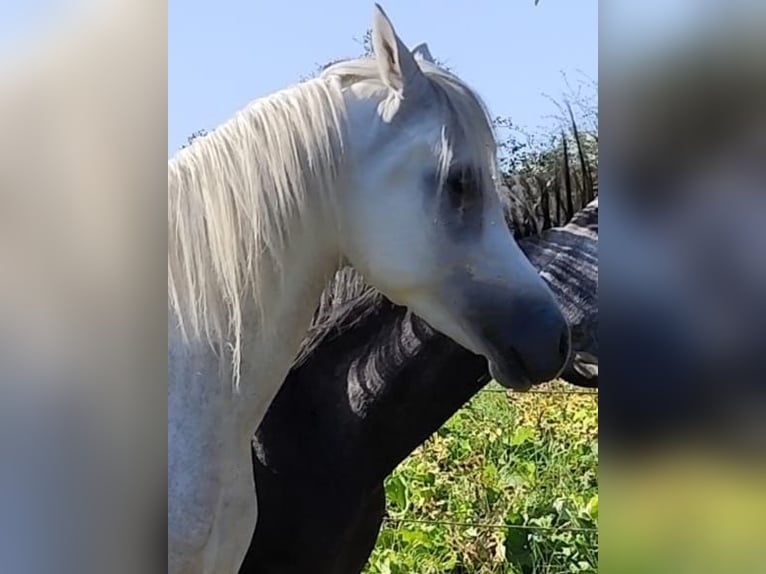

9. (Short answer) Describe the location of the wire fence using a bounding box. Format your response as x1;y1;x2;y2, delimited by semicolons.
477;387;598;396
379;515;598;573
382;516;597;533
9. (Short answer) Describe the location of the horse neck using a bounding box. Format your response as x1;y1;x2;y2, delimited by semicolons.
168;77;350;434
255;301;483;486
235;215;341;434
344;312;488;480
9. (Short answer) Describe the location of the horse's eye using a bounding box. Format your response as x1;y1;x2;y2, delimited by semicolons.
445;170;478;208
446;174;465;196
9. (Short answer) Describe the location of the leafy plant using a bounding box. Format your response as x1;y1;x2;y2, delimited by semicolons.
366;382;598;573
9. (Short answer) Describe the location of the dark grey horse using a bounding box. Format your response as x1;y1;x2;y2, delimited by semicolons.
239;200;598;574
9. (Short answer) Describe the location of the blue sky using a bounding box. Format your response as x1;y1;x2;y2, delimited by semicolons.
0;0;73;52
169;1;597;156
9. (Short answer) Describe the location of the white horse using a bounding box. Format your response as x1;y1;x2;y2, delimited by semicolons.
168;5;571;573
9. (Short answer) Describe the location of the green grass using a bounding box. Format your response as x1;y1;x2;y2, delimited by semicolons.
364;381;598;574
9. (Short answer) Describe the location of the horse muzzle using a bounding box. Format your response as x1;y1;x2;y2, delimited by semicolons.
461;276;572;390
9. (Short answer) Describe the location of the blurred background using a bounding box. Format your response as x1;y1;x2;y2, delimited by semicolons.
0;2;166;573
602;1;766;573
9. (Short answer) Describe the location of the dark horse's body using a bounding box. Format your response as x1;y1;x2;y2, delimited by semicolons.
241;200;598;574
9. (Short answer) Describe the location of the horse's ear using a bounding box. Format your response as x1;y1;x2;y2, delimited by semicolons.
412;43;435;64
371;4;426;95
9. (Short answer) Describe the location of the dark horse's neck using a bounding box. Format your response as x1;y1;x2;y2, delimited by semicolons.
339;305;487;482
253;291;478;487
362;311;487;472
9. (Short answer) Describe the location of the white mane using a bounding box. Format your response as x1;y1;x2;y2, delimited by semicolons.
168;56;499;378
168;78;347;361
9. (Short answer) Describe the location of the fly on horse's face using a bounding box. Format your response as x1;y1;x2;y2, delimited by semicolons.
327;5;571;389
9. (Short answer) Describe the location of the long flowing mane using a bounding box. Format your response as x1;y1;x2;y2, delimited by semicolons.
168;78;348;368
168;55;499;379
